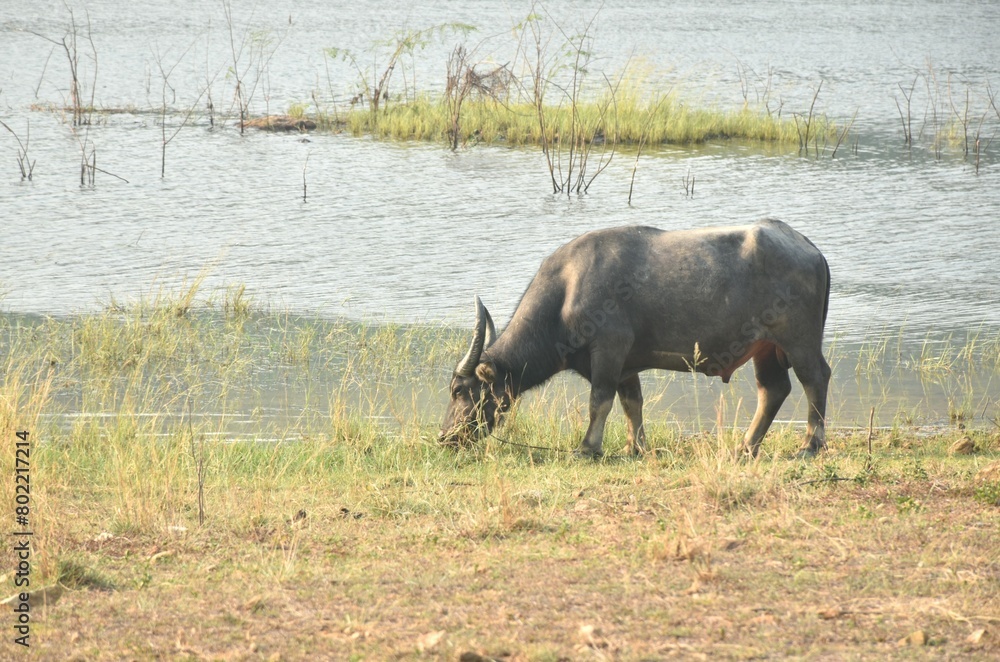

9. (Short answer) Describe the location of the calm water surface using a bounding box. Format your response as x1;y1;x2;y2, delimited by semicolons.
1;1;1000;430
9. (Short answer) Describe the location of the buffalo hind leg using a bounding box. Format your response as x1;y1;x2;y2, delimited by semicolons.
791;353;831;457
742;344;792;457
617;374;647;456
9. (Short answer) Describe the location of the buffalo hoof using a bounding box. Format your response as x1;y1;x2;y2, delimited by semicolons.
437;436;467;451
628;442;648;457
792;445;824;459
574;445;604;460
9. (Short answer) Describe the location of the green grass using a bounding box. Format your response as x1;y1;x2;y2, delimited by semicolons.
1;284;999;658
318;92;827;148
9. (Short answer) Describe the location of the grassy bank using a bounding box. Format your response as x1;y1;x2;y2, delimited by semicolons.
1;287;999;659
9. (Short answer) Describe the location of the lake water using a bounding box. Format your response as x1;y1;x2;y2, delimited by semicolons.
2;1;1000;431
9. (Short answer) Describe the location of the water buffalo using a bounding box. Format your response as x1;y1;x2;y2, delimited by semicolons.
439;219;831;458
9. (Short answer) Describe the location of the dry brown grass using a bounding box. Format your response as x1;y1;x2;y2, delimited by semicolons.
2;434;999;660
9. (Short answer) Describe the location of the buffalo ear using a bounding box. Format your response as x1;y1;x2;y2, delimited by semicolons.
476;362;497;384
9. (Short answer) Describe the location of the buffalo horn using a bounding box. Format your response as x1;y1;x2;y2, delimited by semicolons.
456;295;490;377
484;304;496;348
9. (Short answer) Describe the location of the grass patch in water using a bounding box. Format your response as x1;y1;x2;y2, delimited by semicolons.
318;91;824;148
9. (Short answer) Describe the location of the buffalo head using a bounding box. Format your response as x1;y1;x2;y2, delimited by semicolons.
439;296;505;446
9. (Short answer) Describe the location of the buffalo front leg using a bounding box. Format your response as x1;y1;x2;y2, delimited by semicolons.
742;344;792;457
791;353;831;457
617;374;647;455
579;382;616;458
578;347;628;458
